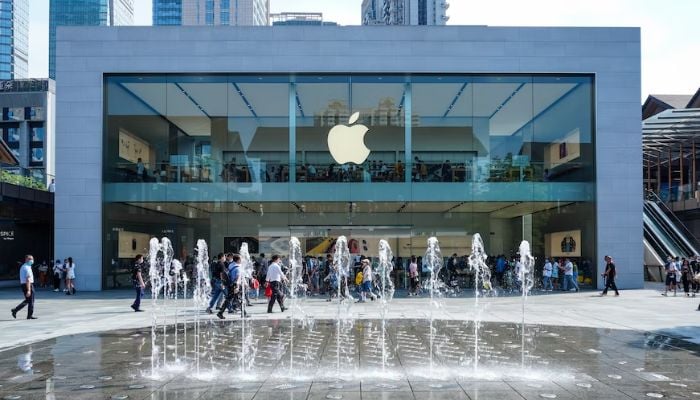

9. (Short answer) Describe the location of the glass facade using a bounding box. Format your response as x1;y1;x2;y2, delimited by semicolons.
0;0;28;80
153;0;182;26
103;73;595;289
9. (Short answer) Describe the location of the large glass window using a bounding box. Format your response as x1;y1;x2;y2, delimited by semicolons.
102;73;596;289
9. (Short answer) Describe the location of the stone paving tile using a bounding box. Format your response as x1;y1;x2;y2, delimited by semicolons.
0;319;699;400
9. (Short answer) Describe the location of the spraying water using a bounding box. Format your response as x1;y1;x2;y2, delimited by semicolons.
467;233;490;373
288;237;304;372
192;239;210;375
333;236;351;375
148;238;162;377
424;237;443;374
518;240;535;368
160;238;174;368
238;243;254;373
377;239;395;373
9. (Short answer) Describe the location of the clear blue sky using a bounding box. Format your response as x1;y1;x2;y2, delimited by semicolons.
28;0;700;101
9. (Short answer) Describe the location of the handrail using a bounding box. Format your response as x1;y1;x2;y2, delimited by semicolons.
644;202;690;255
645;189;700;252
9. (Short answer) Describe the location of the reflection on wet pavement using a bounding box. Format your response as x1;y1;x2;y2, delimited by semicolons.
0;319;698;400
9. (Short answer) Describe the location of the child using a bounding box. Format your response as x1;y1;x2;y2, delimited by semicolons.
252;275;260;299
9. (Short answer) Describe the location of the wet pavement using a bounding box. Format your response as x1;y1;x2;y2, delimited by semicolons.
0;319;699;400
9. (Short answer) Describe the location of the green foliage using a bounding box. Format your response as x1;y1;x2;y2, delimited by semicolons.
0;170;46;191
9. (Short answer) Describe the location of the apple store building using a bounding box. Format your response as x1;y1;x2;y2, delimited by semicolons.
55;26;642;290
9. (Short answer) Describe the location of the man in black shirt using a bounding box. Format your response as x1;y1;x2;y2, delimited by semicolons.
131;255;146;312
206;253;227;314
601;255;619;296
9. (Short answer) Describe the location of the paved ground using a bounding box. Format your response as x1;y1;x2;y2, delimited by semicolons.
0;319;699;400
1;284;699;350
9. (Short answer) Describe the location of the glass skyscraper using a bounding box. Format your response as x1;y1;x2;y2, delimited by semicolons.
0;0;29;80
49;0;134;79
362;0;448;25
153;0;269;26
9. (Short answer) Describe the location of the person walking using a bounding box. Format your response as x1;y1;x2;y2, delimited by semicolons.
38;261;48;288
64;257;76;295
601;255;620;296
551;258;559;290
11;255;37;319
217;254;244;320
357;259;376;302
131;254;146;312
542;258;553;291
206;253;227;314
408;256;419;296
266;255;287;313
681;258;692;297
562;258;579;292
662;256;678;296
52;260;63;292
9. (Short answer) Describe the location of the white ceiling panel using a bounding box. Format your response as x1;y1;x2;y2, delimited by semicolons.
412;83;464;117
237;83;288;117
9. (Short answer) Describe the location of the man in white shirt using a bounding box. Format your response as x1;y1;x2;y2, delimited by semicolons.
358;259;376;303
266;255;288;313
562;258;579;292
542;258;553;291
11;255;37;319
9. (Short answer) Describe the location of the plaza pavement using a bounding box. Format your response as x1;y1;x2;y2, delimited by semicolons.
1;284;699;351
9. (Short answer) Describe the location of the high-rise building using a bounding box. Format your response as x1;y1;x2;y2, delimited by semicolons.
271;12;337;26
49;0;134;79
362;0;449;25
0;0;29;80
153;0;182;26
153;0;270;26
0;79;55;185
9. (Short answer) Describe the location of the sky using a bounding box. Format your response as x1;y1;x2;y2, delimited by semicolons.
28;0;700;101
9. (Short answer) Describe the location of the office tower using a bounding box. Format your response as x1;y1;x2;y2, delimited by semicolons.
0;0;29;80
362;0;449;25
153;0;270;26
49;0;134;79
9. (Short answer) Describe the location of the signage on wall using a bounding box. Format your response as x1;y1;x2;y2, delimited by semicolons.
544;230;582;257
0;229;14;241
327;112;371;164
118;129;151;165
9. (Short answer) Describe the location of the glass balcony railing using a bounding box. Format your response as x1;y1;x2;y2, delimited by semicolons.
105;159;591;185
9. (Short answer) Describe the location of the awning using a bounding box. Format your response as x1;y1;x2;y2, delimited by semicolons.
643;108;700;165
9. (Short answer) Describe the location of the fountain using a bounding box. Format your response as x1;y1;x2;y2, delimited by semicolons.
518;240;535;368
332;236;352;375
467;233;492;372
377;239;395;373
287;237;305;372
424;236;444;374
192;239;211;375
238;242;255;374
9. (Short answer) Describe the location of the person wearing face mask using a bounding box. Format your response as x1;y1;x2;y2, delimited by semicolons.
11;255;38;320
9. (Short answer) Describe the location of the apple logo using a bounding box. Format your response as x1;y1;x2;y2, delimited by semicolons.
327;112;370;164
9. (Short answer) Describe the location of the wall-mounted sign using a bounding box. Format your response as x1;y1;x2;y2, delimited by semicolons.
544;229;581;257
118;129;151;165
0;229;14;241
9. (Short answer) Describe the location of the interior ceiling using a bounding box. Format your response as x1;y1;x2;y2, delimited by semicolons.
124;201;573;220
119;80;577;138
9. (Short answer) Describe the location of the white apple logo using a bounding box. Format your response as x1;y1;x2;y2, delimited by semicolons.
327;112;370;165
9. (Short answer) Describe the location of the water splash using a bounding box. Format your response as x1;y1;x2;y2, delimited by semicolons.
518;240;535;368
333;236;352;375
468;233;491;373
377;239;395;372
288;237;306;372
424;237;443;374
193;239;210;375
239;242;255;373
